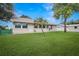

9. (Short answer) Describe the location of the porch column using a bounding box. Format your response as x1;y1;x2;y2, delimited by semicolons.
38;24;40;28
37;24;39;28
21;24;23;29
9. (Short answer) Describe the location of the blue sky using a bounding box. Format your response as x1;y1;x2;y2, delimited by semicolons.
14;3;61;24
14;3;79;24
0;3;79;27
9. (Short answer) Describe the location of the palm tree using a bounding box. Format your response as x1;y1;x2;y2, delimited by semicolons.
20;15;32;19
0;3;13;21
34;17;48;33
53;3;79;32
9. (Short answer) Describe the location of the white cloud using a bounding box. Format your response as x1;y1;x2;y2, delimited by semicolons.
46;15;62;25
43;4;61;25
45;5;52;11
42;3;53;12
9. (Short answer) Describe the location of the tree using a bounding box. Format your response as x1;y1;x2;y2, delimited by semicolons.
74;19;79;24
0;3;13;21
53;3;79;32
34;17;48;33
20;15;31;19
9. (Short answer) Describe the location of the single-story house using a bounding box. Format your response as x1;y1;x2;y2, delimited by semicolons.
11;17;56;34
66;24;79;32
56;24;79;32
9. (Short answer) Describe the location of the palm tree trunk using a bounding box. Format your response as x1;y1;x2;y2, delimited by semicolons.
64;18;67;32
41;28;44;33
41;25;45;37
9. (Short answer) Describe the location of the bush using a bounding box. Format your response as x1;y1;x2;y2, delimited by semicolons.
0;26;6;30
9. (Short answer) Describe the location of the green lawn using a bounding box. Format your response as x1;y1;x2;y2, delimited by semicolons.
0;32;79;56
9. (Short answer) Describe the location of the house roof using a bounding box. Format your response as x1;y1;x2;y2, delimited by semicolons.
11;17;55;26
59;24;79;27
11;17;34;24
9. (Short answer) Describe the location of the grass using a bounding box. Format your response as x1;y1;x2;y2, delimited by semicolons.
0;32;79;56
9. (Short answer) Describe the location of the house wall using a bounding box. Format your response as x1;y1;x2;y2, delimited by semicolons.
67;26;79;32
12;23;34;34
34;25;56;32
27;24;34;32
11;18;56;34
12;23;56;34
34;28;49;32
56;24;79;32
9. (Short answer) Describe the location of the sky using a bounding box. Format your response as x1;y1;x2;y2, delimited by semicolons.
0;3;79;28
14;3;61;24
14;3;79;24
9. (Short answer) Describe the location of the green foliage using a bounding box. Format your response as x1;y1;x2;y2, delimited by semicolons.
0;29;12;35
20;15;31;19
53;3;79;19
0;26;6;30
0;3;13;21
66;19;79;25
34;17;48;24
53;3;79;32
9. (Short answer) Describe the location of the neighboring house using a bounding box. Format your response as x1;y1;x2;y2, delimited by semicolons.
11;17;56;34
56;24;79;32
66;24;79;32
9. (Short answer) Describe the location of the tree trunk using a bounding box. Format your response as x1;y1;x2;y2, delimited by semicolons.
64;18;67;32
41;25;45;37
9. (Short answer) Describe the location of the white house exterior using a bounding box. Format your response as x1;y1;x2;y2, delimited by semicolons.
56;24;79;32
11;17;56;34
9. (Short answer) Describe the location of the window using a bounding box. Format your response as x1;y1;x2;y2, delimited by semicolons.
39;25;42;28
43;25;45;28
47;25;49;28
15;23;21;28
34;25;38;28
15;25;21;28
74;26;77;29
22;24;28;28
34;24;38;28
